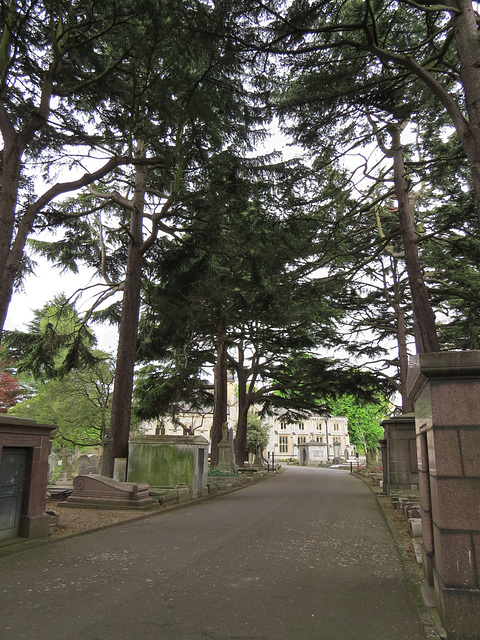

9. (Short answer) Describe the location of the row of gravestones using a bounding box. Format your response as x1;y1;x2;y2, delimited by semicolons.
47;448;100;484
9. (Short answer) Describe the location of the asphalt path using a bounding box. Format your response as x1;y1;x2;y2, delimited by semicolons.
0;467;425;639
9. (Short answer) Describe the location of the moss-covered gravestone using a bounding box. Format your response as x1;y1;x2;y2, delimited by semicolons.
127;435;208;497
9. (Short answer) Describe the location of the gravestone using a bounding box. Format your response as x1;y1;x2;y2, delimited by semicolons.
228;427;237;471
47;452;58;483
252;443;266;468
217;424;235;473
333;443;342;463
76;454;91;476
127;435;209;497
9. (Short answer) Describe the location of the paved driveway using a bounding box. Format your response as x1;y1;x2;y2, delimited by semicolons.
0;467;425;639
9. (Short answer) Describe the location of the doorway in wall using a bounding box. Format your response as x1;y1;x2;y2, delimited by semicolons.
0;447;27;541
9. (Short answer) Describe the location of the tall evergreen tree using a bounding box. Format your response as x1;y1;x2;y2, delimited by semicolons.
0;0;148;335
263;1;480;363
31;1;271;474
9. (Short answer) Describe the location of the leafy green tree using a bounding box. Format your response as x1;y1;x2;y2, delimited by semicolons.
246;412;269;456
326;394;391;465
3;295;112;444
268;0;480;219
10;355;114;448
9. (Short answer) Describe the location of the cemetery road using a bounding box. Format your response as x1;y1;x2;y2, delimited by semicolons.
0;467;426;639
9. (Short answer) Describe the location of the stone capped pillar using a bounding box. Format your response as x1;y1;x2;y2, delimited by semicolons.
407;351;480;640
0;415;55;541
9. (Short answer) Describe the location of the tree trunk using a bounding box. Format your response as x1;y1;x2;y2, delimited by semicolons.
104;145;147;478
395;301;414;413
234;344;249;467
235;403;249;468
210;330;227;468
390;124;440;354
0;138;23;336
452;0;480;220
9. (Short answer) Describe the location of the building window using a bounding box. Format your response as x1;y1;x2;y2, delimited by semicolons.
280;422;287;430
334;424;339;431
316;422;322;430
298;422;305;431
298;436;307;444
316;436;323;443
279;436;289;452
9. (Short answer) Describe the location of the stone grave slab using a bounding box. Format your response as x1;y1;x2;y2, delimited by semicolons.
63;474;151;509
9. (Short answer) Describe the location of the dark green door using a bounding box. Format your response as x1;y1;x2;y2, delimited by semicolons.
0;448;27;541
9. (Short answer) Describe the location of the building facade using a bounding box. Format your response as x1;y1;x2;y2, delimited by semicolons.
141;406;352;463
266;412;353;461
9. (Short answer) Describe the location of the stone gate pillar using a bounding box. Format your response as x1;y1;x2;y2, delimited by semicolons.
0;415;55;541
407;351;480;640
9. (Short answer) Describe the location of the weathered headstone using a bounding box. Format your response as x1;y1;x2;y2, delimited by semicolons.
76;454;91;476
217;424;235;473
47;453;58;482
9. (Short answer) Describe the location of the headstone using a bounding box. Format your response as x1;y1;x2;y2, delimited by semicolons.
76;454;91;476
114;458;127;482
217;423;235;473
228;427;237;471
252;444;266;468
333;443;342;463
60;448;69;470
47;453;58;482
100;429;113;476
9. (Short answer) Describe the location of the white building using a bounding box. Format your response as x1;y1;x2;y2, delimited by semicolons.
266;411;353;462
